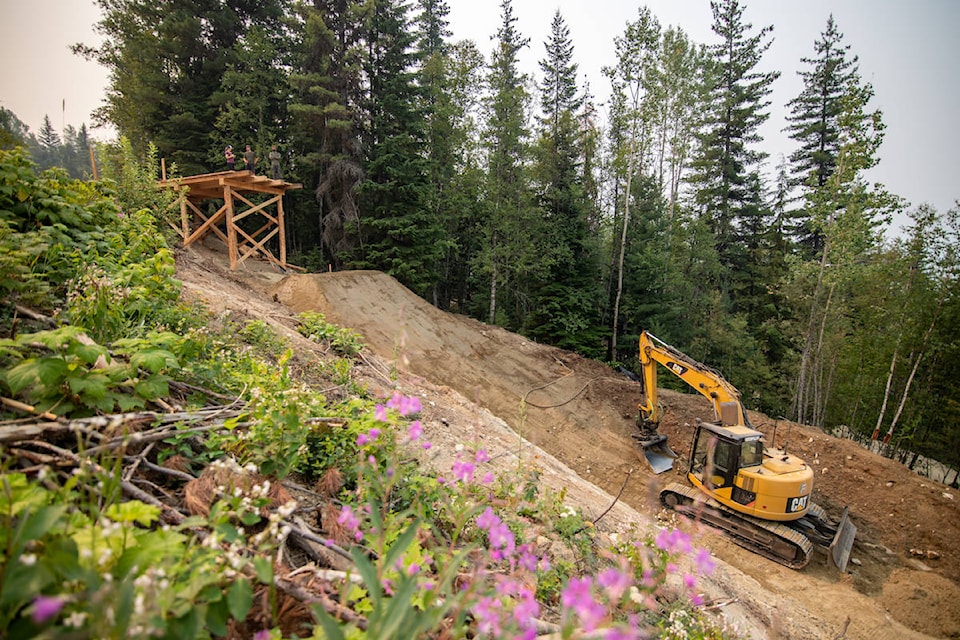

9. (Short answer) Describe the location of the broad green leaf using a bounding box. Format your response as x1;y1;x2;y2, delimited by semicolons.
205;597;230;637
227;577;253;621
67;373;108;400
0;561;54;605
5;357;68;394
134;374;169;400
67;341;110;366
252;555;273;584
105;501;160;526
0;474;50;517
129;349;178;374
16;504;66;546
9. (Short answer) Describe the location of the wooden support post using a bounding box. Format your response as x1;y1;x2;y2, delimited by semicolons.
179;192;189;240
278;194;287;267
225;185;238;270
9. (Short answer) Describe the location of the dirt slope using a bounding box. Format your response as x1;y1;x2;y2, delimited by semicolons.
176;244;960;639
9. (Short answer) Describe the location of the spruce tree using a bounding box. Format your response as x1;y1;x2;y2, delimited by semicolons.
785;15;863;255
481;0;534;328
689;0;778;269
36;115;62;170
527;11;603;355
413;0;470;307
288;0;366;267
78;0;286;175
348;0;444;297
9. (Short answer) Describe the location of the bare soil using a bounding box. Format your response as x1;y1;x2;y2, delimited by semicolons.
176;243;960;640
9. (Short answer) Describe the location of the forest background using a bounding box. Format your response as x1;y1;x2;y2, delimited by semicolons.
1;0;958;481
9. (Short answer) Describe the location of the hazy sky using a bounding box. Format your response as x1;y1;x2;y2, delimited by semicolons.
1;0;958;232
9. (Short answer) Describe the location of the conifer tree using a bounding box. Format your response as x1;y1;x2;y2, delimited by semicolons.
36;116;63;170
413;0;471;307
288;0;366;266
481;0;534;327
527;11;603;354
689;0;778;269
348;0;444;297
785;15;864;255
78;0;286;174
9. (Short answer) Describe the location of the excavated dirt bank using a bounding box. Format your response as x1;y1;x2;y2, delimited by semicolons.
176;244;960;639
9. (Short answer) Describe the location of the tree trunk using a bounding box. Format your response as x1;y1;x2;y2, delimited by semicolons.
873;348;898;441
881;290;943;452
488;231;499;324
611;164;633;363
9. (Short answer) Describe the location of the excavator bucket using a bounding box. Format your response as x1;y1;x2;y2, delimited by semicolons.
828;507;857;572
636;434;678;474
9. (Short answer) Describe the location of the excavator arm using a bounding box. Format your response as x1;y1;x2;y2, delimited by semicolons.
634;331;752;473
636;331;751;430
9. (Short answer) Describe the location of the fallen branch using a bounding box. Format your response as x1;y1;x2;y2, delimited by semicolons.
1;397;58;420
275;577;368;630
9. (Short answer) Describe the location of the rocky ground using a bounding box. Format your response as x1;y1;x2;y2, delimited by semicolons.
176;243;960;639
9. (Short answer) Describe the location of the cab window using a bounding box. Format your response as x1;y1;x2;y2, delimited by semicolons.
740;440;763;467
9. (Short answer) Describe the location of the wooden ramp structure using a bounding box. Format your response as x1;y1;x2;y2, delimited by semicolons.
159;170;302;270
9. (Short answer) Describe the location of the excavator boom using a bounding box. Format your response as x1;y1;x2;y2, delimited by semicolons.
634;331;750;473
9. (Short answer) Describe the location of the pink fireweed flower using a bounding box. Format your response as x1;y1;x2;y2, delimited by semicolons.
482;471;494;484
31;595;64;624
605;628;642;640
374;404;388;422
337;505;362;541
475;449;489;463
356;429;379;446
655;527;692;554
254;631;271;640
387;393;421;416
473;596;503;636
683;573;697;590
512;586;540;628
452;458;476;483
598;567;632;601
518;546;539;572
694;547;715;574
476;506;500;530
421;440;432;450
561;577;605;632
407;420;423;441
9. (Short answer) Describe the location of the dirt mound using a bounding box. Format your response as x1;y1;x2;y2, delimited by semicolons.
176;244;960;639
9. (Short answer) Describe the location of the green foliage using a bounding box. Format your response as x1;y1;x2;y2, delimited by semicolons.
238;320;289;358
297;311;365;356
0;326;176;416
0;468;283;639
95;138;179;225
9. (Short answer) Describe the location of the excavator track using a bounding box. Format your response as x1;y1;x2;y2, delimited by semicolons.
660;483;813;569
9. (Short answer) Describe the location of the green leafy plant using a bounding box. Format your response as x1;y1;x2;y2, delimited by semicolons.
297;311;364;356
0;326;177;416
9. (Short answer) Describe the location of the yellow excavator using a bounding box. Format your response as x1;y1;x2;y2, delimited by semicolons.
633;331;857;570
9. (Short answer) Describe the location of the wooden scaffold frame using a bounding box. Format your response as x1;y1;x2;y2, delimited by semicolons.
158;170;303;270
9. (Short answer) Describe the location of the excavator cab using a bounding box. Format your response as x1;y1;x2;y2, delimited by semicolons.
689;421;763;491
